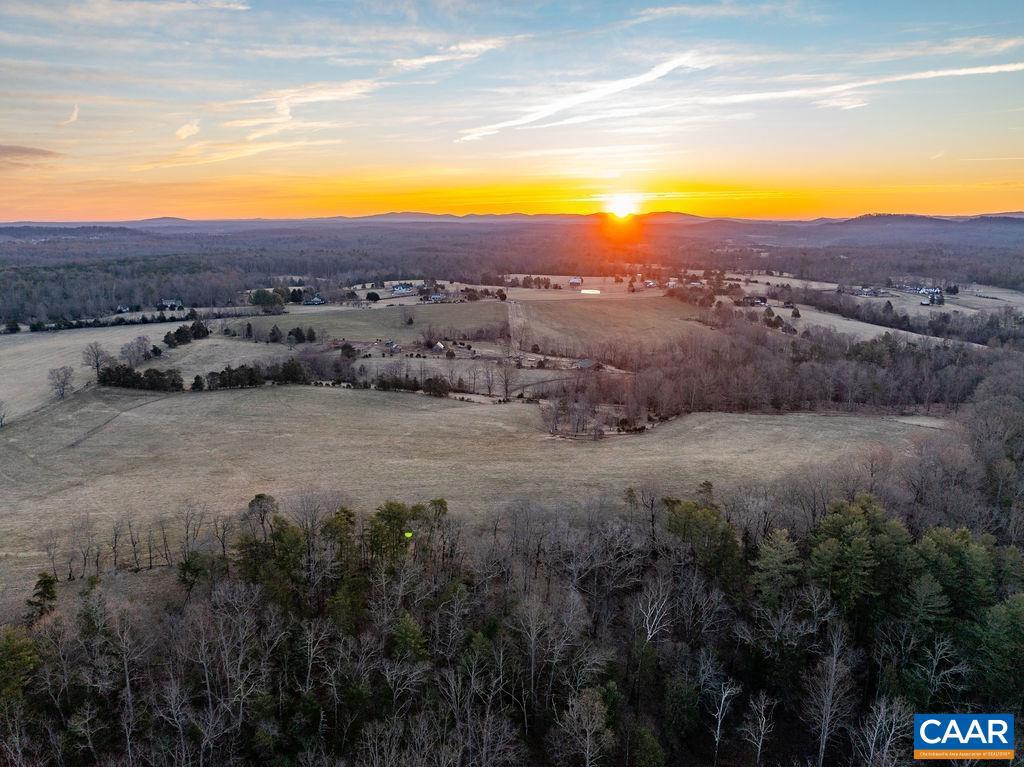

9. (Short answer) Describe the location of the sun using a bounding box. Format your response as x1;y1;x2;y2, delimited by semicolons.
605;193;639;218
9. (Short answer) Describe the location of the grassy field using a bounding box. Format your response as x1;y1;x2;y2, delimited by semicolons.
0;324;177;420
0;325;293;421
234;301;508;344
0;384;941;609
521;296;709;351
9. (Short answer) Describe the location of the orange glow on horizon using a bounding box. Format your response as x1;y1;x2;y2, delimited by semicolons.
2;172;1023;222
604;193;640;218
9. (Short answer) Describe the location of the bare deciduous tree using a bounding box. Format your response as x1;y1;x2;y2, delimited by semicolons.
481;364;495;397
740;690;778;766
119;336;151;368
48;366;75;399
0;399;8;428
496;359;518;400
804;623;856;767
548;687;614;767
851;696;911;767
81;341;114;379
635;572;673;645
698;652;742;767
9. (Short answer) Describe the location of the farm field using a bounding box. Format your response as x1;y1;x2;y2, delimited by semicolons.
0;384;941;610
233;300;508;344
521;296;709;351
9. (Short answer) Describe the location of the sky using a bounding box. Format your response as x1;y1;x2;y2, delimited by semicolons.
1;0;1023;220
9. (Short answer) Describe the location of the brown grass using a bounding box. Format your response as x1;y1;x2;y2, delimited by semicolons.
521;296;709;351
234;301;508;344
0;384;942;610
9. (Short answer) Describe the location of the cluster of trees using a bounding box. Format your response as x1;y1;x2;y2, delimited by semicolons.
245;324;320;345
76;336;164;393
2;486;1021;767
536;322;988;425
374;373;451;397
285;326;317;344
772;287;1024;347
162;321;210;348
196;359;311;391
248;288;288;314
507;275;555;289
97;365;185;392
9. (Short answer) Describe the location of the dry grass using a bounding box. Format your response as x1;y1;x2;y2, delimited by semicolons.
0;325;294;421
503;274;652;300
0;384;942;609
521;296;709;351
234;301;508;344
0;324;175;420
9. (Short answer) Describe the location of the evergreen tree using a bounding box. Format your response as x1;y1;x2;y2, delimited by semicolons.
753;529;802;607
392;610;428;661
25;571;57;619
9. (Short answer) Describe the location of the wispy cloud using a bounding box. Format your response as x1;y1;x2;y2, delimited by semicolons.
460;56;1024;142
175;118;199;139
60;103;79;125
1;0;249;25
459;52;714;141
220;80;380;143
705;61;1024;108
391;37;509;71
238;80;381;111
629;0;803;25
135;138;341;170
857;36;1024;63
0;144;62;169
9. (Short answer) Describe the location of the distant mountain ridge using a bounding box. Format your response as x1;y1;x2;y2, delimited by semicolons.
3;211;1023;246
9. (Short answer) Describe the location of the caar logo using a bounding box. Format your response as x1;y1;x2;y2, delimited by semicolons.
914;714;1014;760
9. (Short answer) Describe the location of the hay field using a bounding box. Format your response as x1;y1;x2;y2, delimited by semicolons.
521;296;709;350
0;384;941;605
233;301;508;344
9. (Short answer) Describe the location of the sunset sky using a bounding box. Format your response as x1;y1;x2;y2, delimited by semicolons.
1;0;1023;220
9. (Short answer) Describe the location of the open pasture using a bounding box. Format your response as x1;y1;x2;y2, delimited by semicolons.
0;323;178;420
0;324;292;421
521;296;709;352
0;384;941;606
233;301;508;345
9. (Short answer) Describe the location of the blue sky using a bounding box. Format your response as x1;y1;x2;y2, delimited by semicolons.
1;0;1022;219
